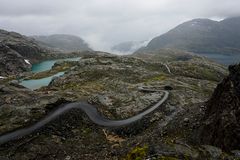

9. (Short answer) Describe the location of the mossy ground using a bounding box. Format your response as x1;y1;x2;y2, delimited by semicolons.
125;145;148;160
0;52;231;160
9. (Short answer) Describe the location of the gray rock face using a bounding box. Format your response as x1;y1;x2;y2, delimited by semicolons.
0;43;31;76
0;29;47;62
200;64;240;151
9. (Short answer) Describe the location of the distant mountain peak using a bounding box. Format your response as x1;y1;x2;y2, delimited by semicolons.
31;34;92;52
136;17;240;55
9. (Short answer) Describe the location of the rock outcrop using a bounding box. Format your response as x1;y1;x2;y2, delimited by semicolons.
200;64;240;150
0;43;31;76
0;29;48;62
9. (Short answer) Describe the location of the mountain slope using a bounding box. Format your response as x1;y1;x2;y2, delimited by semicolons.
32;34;92;52
0;29;47;62
0;43;31;76
137;17;240;55
0;29;52;75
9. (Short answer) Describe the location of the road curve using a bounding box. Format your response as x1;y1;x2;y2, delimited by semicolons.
0;87;169;145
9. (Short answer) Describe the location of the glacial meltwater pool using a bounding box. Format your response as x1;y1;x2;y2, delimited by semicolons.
19;72;65;90
19;57;80;90
31;57;81;73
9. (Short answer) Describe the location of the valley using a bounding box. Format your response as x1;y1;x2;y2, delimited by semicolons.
1;48;238;159
0;15;240;159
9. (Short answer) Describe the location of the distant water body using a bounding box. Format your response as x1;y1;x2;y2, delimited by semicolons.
20;72;65;90
32;57;81;73
20;57;80;90
197;53;240;65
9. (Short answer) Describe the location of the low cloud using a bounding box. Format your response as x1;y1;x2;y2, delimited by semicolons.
0;0;240;51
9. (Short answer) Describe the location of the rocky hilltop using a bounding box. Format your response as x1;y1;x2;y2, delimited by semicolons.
137;17;240;55
0;29;43;76
0;43;31;76
32;34;92;52
0;29;48;62
199;64;240;151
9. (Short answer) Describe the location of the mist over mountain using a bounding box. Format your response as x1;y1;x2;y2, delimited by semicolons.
1;0;240;159
31;34;92;52
111;40;149;54
137;17;240;55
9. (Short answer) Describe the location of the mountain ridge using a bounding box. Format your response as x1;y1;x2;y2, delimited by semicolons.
31;34;92;52
0;29;48;62
136;17;240;55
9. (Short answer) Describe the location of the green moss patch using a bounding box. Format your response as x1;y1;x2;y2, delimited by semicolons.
125;145;148;160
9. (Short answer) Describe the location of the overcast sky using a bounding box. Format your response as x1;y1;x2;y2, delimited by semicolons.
0;0;240;51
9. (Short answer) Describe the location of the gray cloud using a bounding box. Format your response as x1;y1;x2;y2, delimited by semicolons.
0;0;240;51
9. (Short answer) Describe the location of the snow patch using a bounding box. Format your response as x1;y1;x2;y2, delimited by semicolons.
0;76;6;79
24;59;31;65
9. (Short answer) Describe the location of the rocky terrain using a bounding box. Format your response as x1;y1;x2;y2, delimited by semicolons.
0;29;50;76
0;29;48;63
199;64;240;151
32;34;92;53
0;49;239;159
0;43;31;76
137;17;240;55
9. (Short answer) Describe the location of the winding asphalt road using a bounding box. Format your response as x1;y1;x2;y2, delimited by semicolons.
0;87;169;145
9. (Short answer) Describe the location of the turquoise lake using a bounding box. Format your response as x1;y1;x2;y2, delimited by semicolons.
19;72;65;90
32;57;81;73
20;57;80;90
